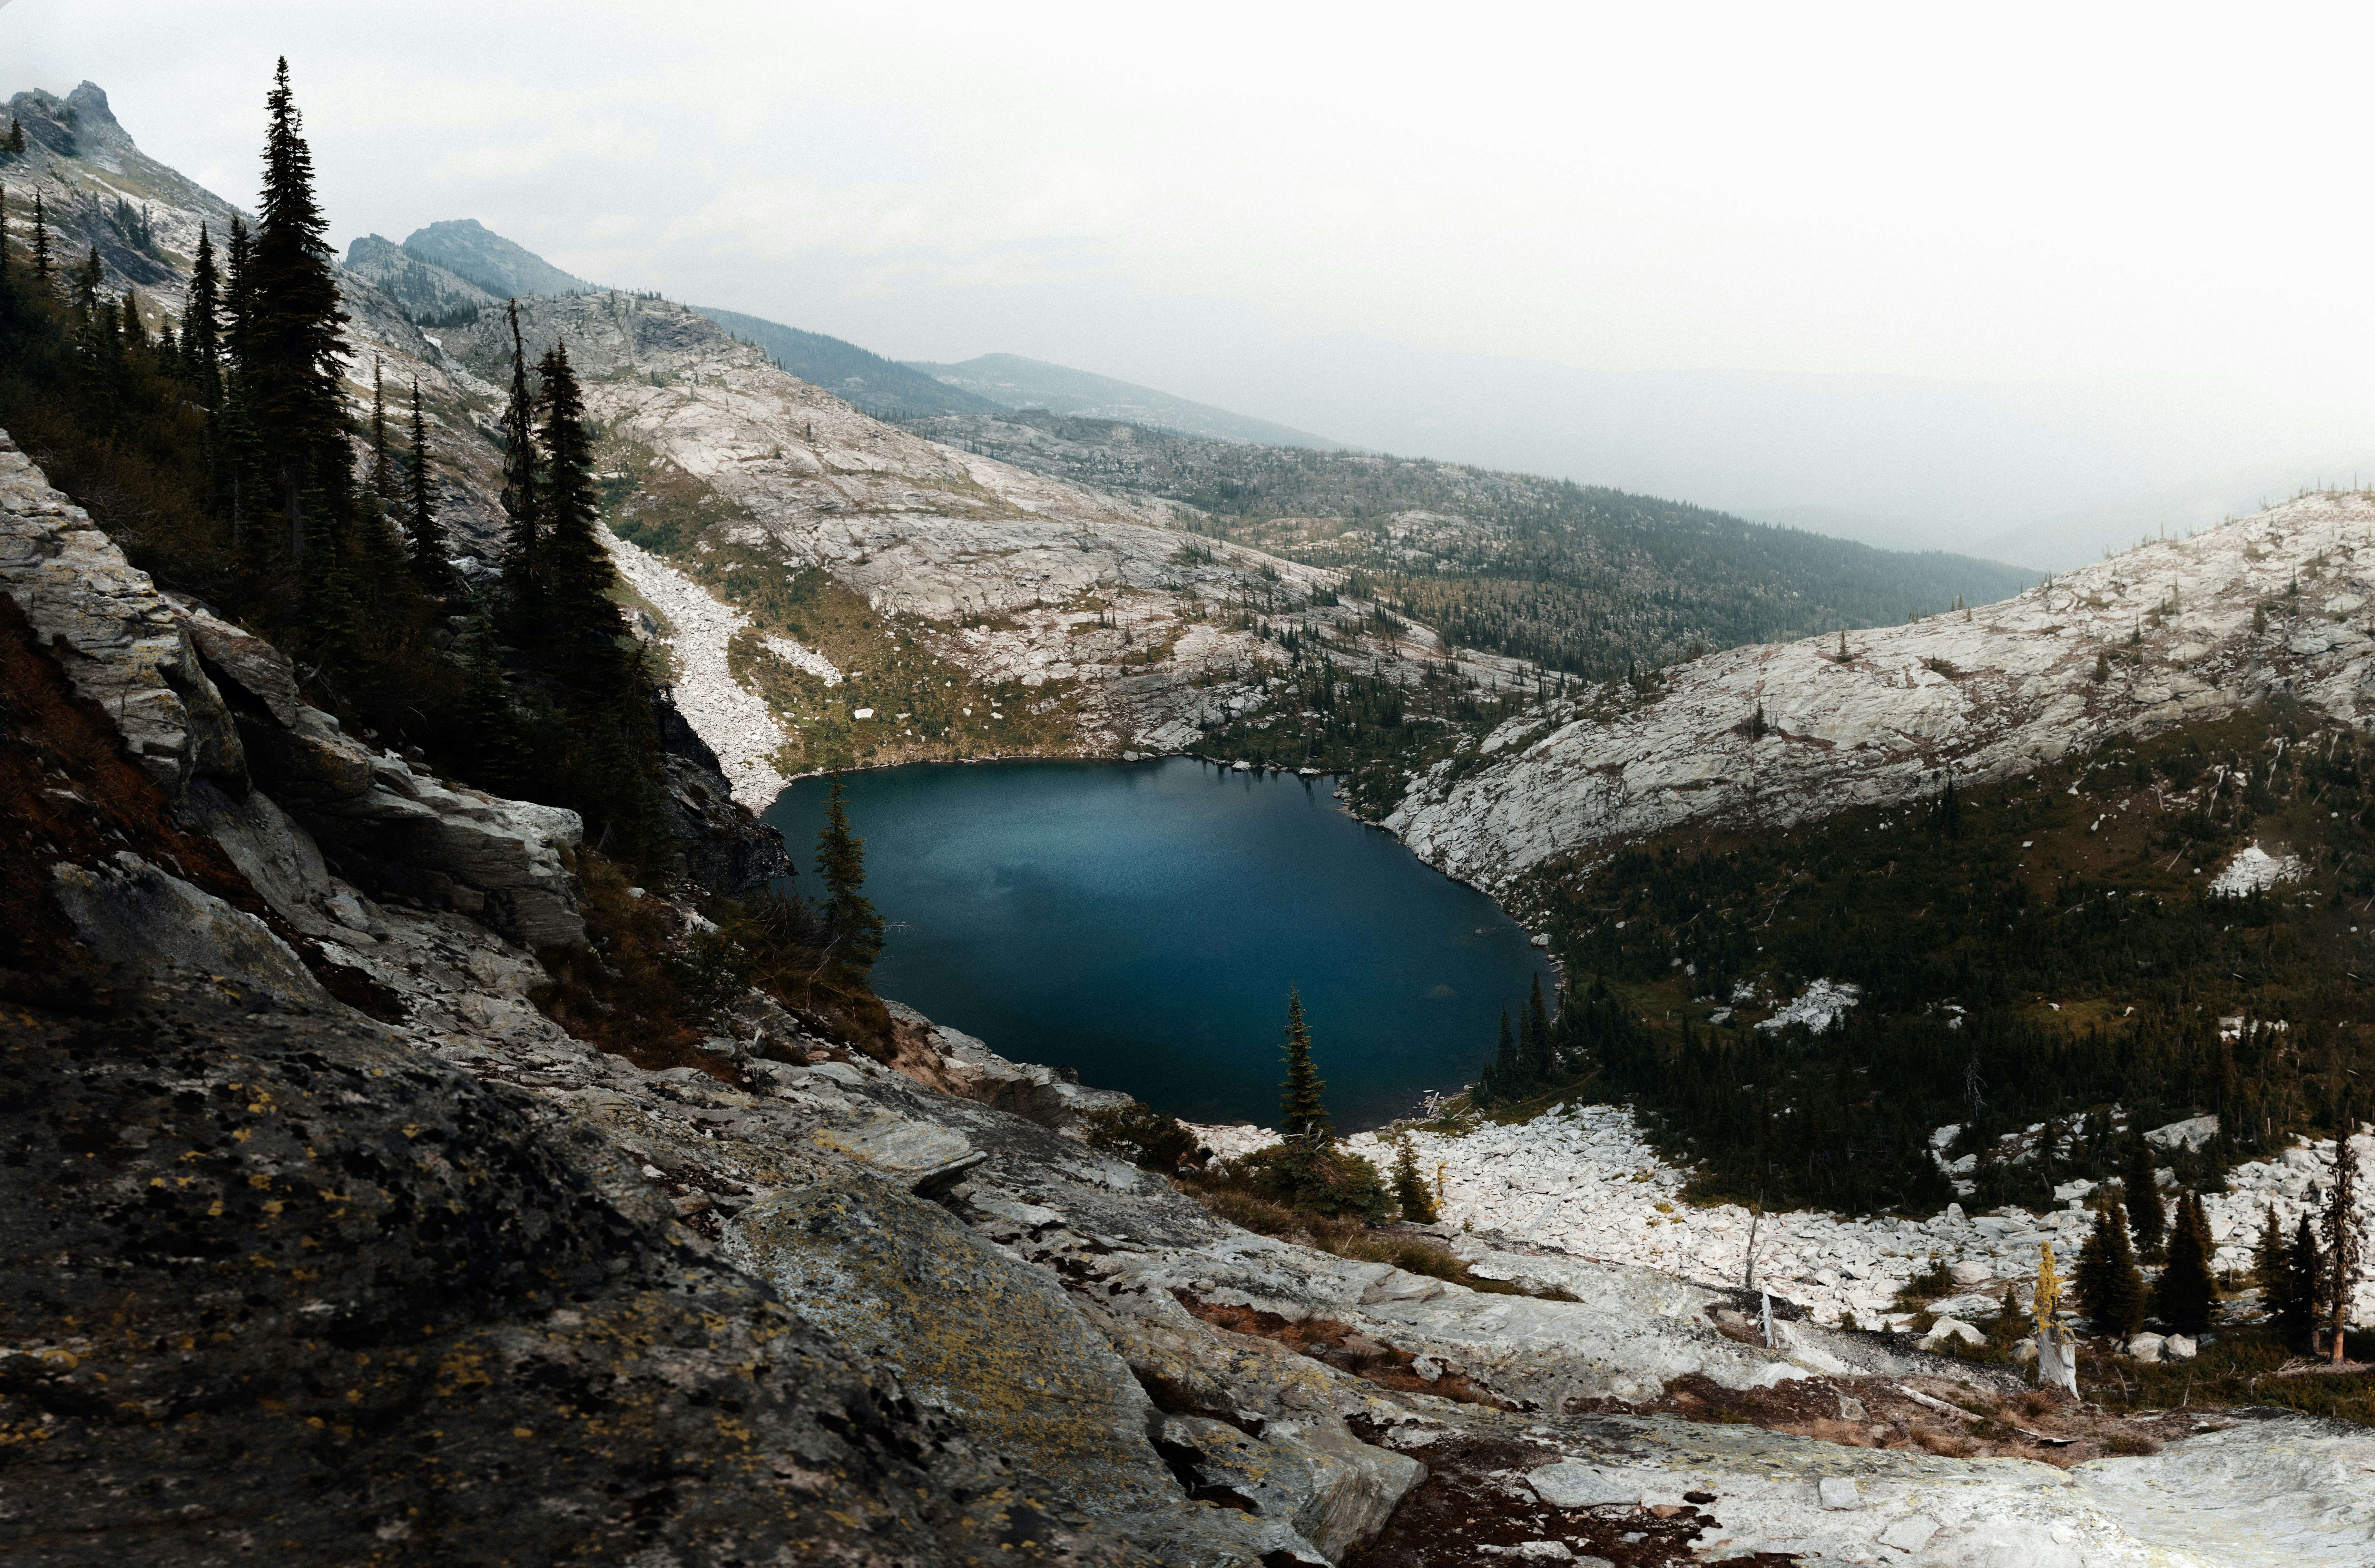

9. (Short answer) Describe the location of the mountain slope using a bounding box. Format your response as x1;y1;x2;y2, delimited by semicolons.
342;233;499;325
400;217;595;297
1389;490;2375;893
909;352;1343;448
910;408;2036;678
693;305;1006;418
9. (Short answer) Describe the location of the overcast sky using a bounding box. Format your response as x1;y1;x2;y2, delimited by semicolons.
14;3;2375;555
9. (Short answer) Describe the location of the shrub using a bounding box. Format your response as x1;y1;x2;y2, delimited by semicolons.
1085;1101;1200;1172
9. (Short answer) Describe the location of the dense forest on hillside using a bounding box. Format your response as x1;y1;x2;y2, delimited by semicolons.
0;65;901;1065
1483;701;2375;1216
905;408;2036;679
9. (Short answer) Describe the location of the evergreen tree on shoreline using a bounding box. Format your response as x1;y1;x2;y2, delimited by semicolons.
2290;1214;2324;1353
814;772;884;980
1524;973;1554;1083
1280;986;1330;1142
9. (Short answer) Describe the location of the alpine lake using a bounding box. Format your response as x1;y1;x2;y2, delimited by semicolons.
762;757;1555;1130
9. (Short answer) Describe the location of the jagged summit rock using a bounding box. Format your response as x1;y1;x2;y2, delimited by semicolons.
400;216;598;299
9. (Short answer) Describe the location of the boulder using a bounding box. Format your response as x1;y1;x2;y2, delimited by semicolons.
1528;1462;1642;1509
1158;1413;1420;1562
1917;1316;1985;1351
1949;1259;1993;1286
175;595;299;726
48;851;329;1005
726;1174;1320;1565
2126;1333;2167;1363
2162;1334;2197;1361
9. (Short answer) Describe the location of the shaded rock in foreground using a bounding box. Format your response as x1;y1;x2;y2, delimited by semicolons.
0;986;1134;1567
727;1173;1330;1563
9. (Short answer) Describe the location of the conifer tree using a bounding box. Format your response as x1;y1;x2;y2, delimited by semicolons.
1524;973;1554;1083
2124;1140;2166;1259
2079;1202;2145;1337
182;221;222;405
367;356;397;505
1279;986;1330;1141
404;379;447;587
223;215;252;364
5;118;23;155
2152;1191;2216;1336
245;60;350;563
453;614;526;792
1391;1138;1437;1223
30;189;49;283
497;300;544;615
2321;1112;2361;1363
535;340;622;689
814;772;884;976
1493;1004;1523;1095
2290;1214;2325;1353
2256;1204;2299;1335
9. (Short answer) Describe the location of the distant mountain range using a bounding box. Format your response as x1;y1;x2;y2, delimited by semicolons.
903;354;1344;450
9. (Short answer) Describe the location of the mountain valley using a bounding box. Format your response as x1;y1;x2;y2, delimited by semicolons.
5;69;2375;1568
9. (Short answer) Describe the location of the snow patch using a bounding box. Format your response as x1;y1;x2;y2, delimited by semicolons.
2210;843;2303;897
1756;978;1862;1034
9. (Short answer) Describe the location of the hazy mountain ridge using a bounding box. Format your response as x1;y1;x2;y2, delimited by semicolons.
909;351;1344;449
692;305;1007;418
908;407;2036;677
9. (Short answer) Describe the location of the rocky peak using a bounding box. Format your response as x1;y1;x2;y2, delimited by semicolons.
399;216;597;299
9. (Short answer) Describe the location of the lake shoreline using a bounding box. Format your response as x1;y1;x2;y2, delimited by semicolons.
763;756;1553;1130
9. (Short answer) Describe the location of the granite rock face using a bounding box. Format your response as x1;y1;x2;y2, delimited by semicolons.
0;985;1136;1568
1389;493;2375;892
0;431;238;793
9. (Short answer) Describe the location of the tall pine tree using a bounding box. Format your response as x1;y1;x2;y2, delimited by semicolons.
1280;987;1330;1142
497;300;543;617
181;221;222;406
814;772;884;979
29;190;49;283
2322;1112;2361;1363
534;339;622;692
404;379;447;588
1524;973;1554;1083
2124;1139;2166;1259
2291;1214;2325;1353
244;58;350;564
2151;1191;2216;1336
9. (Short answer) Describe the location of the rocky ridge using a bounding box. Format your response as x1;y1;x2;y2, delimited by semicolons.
1388;495;2375;894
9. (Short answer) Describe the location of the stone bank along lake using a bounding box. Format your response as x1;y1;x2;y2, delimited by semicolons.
764;758;1555;1130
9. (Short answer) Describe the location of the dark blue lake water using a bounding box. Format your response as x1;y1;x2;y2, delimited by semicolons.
761;758;1553;1130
